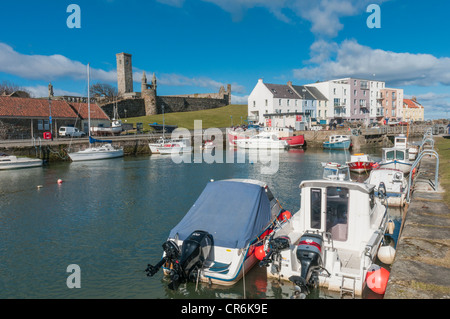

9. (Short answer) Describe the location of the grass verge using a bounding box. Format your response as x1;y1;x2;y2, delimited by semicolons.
123;104;248;131
435;137;450;206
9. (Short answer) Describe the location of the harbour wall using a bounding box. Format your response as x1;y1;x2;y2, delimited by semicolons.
384;155;450;298
0;124;439;162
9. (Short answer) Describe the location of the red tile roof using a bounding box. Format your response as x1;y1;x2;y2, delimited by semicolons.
403;99;423;109
67;101;110;121
0;96;78;118
0;96;110;121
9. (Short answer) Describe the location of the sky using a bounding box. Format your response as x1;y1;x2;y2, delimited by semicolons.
0;0;449;119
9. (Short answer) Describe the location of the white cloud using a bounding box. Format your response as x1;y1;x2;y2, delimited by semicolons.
0;43;246;95
294;39;450;87
134;71;246;94
24;85;83;98
0;43;116;82
231;94;249;104
161;0;388;37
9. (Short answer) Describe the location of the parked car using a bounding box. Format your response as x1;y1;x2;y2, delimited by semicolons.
59;126;86;138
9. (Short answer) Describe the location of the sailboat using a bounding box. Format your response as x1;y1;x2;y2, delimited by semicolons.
68;64;124;162
148;104;172;154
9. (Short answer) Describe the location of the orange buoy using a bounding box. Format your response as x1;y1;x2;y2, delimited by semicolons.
366;264;390;295
255;245;267;261
278;210;292;222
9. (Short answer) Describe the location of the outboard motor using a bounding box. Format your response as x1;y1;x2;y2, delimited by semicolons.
259;236;291;271
169;230;213;290
290;233;324;296
145;239;180;277
145;230;213;290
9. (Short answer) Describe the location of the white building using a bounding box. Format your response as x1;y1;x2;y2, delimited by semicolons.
247;79;327;128
307;79;351;124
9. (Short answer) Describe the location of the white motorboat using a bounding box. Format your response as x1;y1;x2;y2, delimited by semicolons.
258;164;389;297
235;132;288;150
68;64;124;162
149;137;172;154
379;135;412;174
366;168;408;207
145;179;289;289
157;138;193;155
0;153;43;170
226;126;260;147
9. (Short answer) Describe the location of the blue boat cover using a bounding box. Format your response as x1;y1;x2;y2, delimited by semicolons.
89;136;112;144
169;181;272;249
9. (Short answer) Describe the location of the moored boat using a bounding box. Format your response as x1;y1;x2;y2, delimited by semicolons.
379;135;412;174
366;168;408;207
323;135;352;150
235;132;288;149
157;138;193;155
346;153;375;174
68;64;124;162
145;179;289;289
257;165;389;297
0;153;43;170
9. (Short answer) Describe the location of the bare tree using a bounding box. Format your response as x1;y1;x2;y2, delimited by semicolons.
90;83;118;101
0;80;31;97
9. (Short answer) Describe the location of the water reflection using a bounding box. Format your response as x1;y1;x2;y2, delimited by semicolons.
1;147;403;299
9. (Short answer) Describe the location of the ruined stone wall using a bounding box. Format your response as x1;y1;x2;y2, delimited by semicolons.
157;96;229;113
100;99;146;119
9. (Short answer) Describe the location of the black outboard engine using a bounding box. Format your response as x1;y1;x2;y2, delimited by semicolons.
169;230;213;290
290;233;324;296
259;236;291;271
145;239;180;277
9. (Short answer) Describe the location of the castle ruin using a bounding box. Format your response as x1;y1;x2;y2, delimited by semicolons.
101;53;231;119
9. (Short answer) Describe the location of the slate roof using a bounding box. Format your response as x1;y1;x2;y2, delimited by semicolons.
263;83;328;101
264;83;299;99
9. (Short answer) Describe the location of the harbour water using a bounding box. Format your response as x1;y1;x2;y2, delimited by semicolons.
0;148;402;299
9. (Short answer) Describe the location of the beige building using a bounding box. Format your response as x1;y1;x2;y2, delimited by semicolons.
402;97;424;122
380;88;404;120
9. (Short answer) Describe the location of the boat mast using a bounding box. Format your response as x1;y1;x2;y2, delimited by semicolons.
87;63;91;138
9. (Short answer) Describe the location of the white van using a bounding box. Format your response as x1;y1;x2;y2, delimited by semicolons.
59;126;86;138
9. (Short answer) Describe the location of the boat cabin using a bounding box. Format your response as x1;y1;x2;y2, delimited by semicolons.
328;135;350;143
382;147;409;162
394;135;407;149
322;162;351;181
298;180;382;251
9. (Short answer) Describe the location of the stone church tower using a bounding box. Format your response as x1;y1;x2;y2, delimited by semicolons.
141;71;158;115
116;53;133;96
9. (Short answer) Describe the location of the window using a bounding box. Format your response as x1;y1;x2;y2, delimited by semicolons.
333;88;337;95
310;188;322;229
287;99;290;106
344;89;347;95
326;186;349;241
386;150;395;160
265;99;268;107
253;101;256;107
279;99;282;106
354;90;357;96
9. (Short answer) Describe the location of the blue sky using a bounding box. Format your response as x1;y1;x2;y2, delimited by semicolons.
0;0;449;119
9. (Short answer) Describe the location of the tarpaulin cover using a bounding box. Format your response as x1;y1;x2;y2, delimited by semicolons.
169;180;272;249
